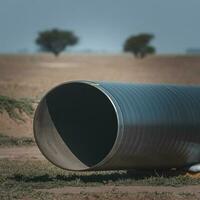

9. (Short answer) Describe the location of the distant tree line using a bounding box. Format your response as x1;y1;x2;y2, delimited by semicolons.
123;33;155;58
36;29;78;57
35;28;155;58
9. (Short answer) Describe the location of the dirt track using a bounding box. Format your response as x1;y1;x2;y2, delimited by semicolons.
0;146;44;160
40;185;200;197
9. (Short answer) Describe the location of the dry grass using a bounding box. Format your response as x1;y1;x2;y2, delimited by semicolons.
0;133;34;147
0;95;34;121
0;95;34;137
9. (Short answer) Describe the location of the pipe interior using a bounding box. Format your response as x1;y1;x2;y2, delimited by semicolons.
35;82;118;170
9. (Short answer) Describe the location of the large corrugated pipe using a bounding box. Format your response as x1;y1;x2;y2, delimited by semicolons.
33;81;200;171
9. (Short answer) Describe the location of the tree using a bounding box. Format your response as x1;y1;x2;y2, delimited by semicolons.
36;28;78;56
123;33;156;58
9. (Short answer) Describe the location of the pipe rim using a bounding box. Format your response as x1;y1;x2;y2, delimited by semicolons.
33;80;124;171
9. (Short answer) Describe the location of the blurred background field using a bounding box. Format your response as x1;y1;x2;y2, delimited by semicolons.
1;54;200;99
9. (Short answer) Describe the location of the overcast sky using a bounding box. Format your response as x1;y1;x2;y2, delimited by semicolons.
0;0;200;54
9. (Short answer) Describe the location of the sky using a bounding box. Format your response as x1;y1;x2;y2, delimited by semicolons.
0;0;200;54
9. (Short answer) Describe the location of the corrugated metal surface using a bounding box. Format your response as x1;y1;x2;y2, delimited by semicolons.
95;83;200;170
34;81;200;171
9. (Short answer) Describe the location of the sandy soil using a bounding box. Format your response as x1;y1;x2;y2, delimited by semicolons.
0;112;33;138
0;146;44;160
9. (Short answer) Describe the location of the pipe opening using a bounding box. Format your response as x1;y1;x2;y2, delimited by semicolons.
34;82;118;170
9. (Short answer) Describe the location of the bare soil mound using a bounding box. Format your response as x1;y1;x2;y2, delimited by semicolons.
0;111;33;138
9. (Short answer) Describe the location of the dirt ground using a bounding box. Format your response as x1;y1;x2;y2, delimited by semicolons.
0;53;200;199
40;185;200;198
0;146;43;160
0;112;33;138
0;145;200;199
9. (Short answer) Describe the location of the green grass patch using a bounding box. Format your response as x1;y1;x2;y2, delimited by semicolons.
0;95;34;121
0;134;35;147
0;160;200;199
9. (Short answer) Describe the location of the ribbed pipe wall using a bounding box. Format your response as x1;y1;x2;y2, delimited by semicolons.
33;81;200;171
